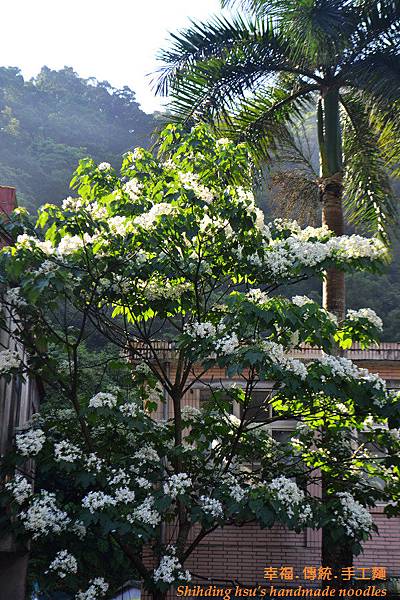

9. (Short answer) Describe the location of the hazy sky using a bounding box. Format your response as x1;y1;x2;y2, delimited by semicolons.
0;0;225;113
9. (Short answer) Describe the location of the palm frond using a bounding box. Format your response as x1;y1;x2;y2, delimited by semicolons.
156;17;314;123
346;52;400;105
340;91;398;240
155;15;279;98
225;83;317;163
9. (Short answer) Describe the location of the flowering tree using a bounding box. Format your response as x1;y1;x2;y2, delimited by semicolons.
1;124;400;599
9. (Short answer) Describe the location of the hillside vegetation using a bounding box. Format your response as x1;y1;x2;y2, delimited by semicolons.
0;66;155;210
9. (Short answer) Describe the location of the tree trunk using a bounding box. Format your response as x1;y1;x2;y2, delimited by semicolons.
318;88;353;580
320;172;345;320
318;88;345;321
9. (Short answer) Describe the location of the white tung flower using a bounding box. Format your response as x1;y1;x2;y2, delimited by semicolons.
88;392;117;409
114;487;136;504
134;202;175;229
62;196;84;211
268;476;306;518
346;308;383;331
128;495;161;526
163;473;192;499
0;349;21;373
76;577;109;600
153;546;191;584
20;491;70;539
16;428;45;456
199;495;223;518
246;289;269;304
335;492;373;538
85;453;104;473
123;178;143;201
5;474;32;504
185;321;216;339
82;491;116;513
215;333;239;355
54;440;81;463
46;550;78;579
98;162;111;171
292;295;314;307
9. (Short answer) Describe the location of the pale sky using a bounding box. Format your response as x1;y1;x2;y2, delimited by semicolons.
0;0;226;113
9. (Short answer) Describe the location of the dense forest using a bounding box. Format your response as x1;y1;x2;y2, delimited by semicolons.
0;66;398;340
0;66;156;210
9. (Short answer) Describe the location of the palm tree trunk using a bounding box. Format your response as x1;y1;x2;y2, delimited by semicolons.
318;88;345;321
320;172;345;319
318;89;353;585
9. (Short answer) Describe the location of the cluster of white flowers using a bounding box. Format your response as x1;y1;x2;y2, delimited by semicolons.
268;476;306;518
62;196;85;211
54;440;81;463
216;138;231;146
142;280;191;302
128;495;161;526
317;353;386;392
98;162;111;171
16;234;54;255
56;234;93;256
76;577;109;600
198;214;234;237
134;361;152;376
119;401;143;418
132;444;160;465
178;171;214;204
82;491;116;513
181;405;202;420
185;321;216;338
215;332;239;355
259;231;387;280
262;340;307;380
5;474;32;504
85;453;104;473
114;486;136;503
4;287;27;308
123;178;143;201
136;476;152;489
223;474;246;503
107;215;133;237
46;550;78;578
199;495;223;518
153;545;191;584
20;491;70;539
88;392;117;409
246;289;269;304
0;349;21;373
335;492;373;537
107;468;130;487
163;473;192;499
72;520;87;540
88;201;108;220
292;295;314;307
134;202;176;229
16;428;46;456
346;308;383;331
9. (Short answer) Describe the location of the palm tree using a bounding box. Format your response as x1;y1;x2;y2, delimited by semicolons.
156;0;400;320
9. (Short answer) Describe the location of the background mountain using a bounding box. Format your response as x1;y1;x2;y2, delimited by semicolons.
0;66;398;340
0;66;156;210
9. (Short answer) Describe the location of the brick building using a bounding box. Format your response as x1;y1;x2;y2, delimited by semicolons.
144;342;400;592
0;187;39;600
